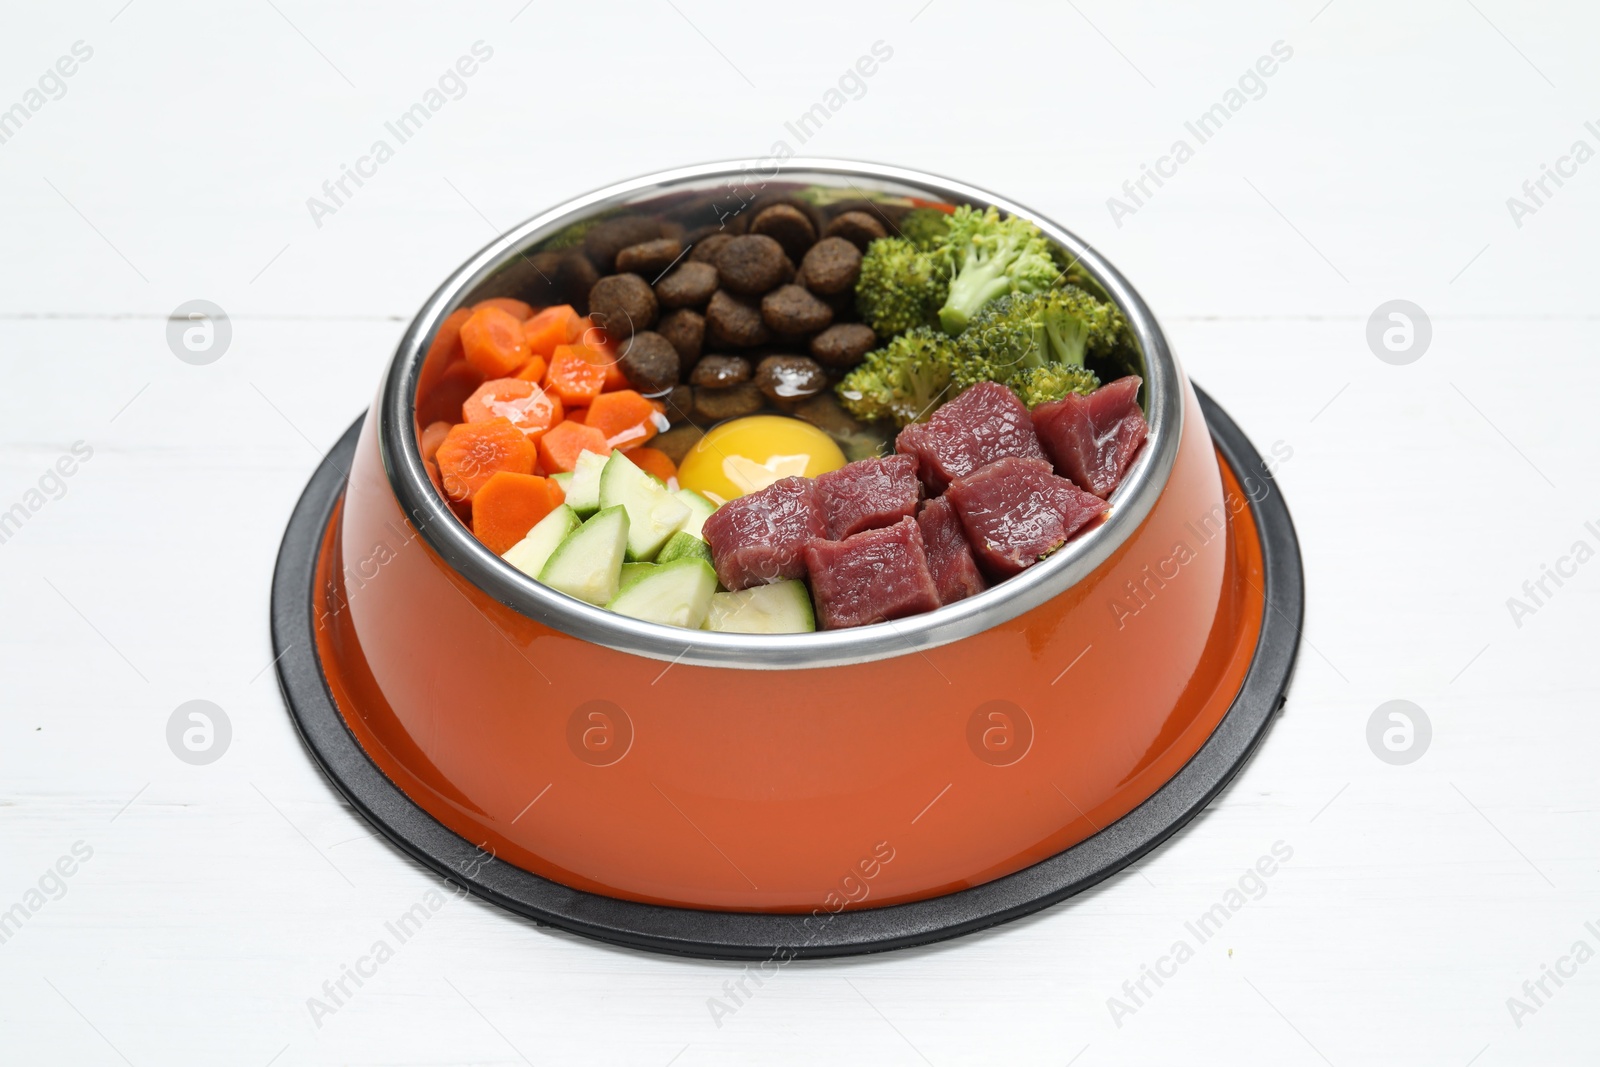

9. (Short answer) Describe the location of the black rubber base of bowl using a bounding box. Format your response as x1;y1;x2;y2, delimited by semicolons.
271;388;1303;960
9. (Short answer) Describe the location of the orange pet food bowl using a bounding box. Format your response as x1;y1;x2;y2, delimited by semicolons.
271;161;1303;958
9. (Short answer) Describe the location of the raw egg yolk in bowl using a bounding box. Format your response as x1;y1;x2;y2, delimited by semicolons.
677;415;846;504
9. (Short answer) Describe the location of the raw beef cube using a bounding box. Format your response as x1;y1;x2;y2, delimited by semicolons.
702;476;827;590
1031;375;1148;498
895;381;1046;493
916;497;987;605
814;454;922;540
945;456;1109;579
802;517;941;629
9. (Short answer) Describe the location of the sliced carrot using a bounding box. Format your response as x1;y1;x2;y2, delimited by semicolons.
537;420;610;474
462;378;564;441
585;389;660;450
460;306;530;379
434;417;537;503
624;446;677;486
565;406;588;425
425;458;444;497
472;472;566;554
416;359;486;428
419;420;452;463
545;343;610;405
523;304;585;357
418;307;473;394
513;355;548;383
475;297;534;321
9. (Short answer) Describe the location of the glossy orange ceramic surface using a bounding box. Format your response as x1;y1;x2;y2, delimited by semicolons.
311;379;1266;912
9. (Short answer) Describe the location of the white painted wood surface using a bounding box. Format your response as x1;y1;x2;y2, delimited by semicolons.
2;1;1596;1063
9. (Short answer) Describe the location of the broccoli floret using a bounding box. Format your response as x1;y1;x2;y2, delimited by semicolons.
836;326;962;427
898;207;952;250
954;287;1129;392
1009;364;1101;408
936;206;1061;335
854;237;950;338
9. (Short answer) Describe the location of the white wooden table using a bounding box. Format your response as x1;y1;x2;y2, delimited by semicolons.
2;2;1596;1063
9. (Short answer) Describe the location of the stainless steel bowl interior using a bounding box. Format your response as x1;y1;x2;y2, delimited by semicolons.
379;160;1183;669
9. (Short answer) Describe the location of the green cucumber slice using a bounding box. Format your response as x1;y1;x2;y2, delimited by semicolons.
605;557;717;629
599;451;690;561
706;579;816;634
564;449;608;518
655;530;712;565
619;562;657;586
537;505;628;606
501;505;580;579
673;488;718;540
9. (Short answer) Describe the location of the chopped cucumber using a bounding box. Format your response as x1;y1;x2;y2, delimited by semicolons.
605;557;717;629
599;451;690;561
537;505;629;606
655;530;712;565
564;449;608;517
619;562;657;586
550;471;573;493
502;505;580;580
674;488;718;540
706;579;816;634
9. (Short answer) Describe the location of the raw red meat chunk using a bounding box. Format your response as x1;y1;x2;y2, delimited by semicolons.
814;454;922;540
916;497;986;606
945;456;1109;579
802;517;941;630
702;476;828;590
1031;375;1148;499
895;381;1046;494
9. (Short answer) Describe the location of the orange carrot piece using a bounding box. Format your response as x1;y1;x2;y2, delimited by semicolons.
472;472;566;554
475;297;534;321
623;446;677;486
462;378;563;441
460;306;530;378
544;343;610;405
417;307;475;402
513;355;548;383
434;417;536;502
416;358;486;428
537;420;610;474
523;304;585;357
419;420;452;462
564;406;588;425
585;389;659;450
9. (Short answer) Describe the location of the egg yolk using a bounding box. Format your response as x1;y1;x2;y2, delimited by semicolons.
677;415;846;504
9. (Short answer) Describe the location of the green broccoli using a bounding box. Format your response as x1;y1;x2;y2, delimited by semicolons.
1008;364;1101;408
835;326;962;427
954;287;1128;393
897;207;952;250
854;237;950;338
936;205;1061;335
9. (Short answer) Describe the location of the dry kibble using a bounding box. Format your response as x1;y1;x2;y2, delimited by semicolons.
799;237;863;295
754;355;828;404
656;308;706;364
693;381;766;422
713;234;787;295
653;422;705;463
823;211;888;250
809;323;877;369
689;233;733;264
617;331;679;394
690;355;752;389
614;237;683;276
761;284;833;335
582;216;664;271
750;203;817;261
654;261;719;309
705;289;770;348
588;273;658;337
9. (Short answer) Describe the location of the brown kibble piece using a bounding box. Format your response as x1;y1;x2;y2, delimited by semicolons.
713;235;787;295
809;323;877;369
615;237;683;276
754;355;828;404
656;308;705;364
693;382;766;423
653;423;705;464
799;237;863;296
587;274;658;338
653;261;719;309
705;290;770;347
760;284;834;336
582;216;664;272
689;233;733;264
750;203;817;261
617;331;679;394
824;211;888;251
690;355;752;389
662;385;696;425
